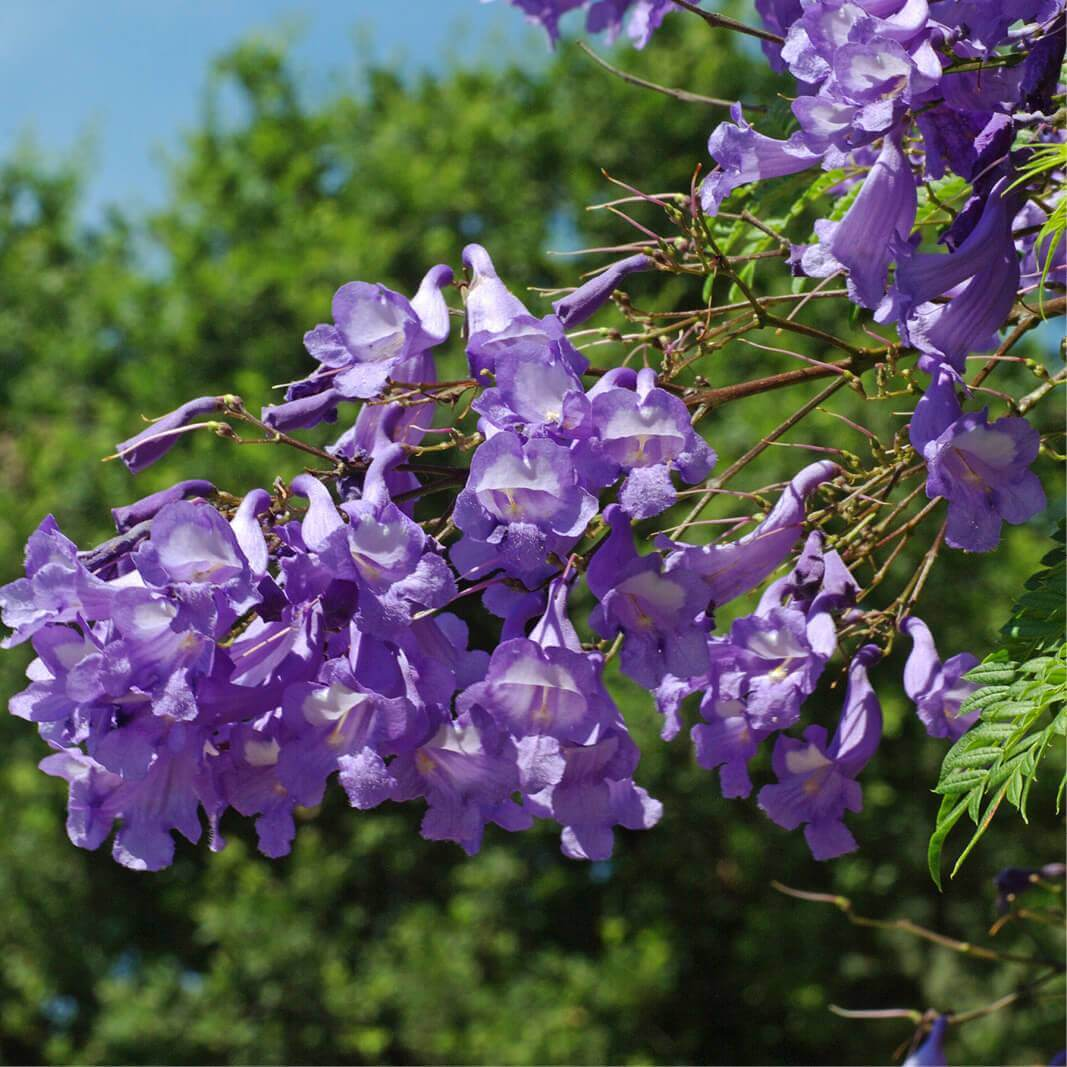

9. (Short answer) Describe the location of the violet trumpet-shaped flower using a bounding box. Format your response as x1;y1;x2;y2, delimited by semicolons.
452;430;597;583
658;461;839;609
585;367;715;518
586;505;710;693
458;577;615;743
900;615;980;739
910;369;1046;553
801;132;917;308
758;644;882;860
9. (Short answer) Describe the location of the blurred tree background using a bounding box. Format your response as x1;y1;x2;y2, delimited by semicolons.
0;18;1062;1066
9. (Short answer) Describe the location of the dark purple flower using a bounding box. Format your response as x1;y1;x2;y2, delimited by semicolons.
758;644;882;859
114;396;225;474
993;863;1067;914
900;615;980;739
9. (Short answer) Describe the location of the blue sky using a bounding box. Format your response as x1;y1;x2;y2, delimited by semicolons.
0;1;534;222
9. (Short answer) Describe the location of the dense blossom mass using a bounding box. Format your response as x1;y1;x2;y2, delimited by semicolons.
1;0;1061;876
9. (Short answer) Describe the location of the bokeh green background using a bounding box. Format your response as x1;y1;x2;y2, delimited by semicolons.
0;20;1063;1066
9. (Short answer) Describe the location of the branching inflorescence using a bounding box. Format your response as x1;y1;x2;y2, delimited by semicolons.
1;0;1063;891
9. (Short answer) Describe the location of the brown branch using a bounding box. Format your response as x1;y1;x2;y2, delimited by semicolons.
668;0;785;44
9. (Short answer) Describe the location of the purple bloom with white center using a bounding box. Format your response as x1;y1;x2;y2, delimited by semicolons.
910;369;1046;552
459;577;614;743
900;615;980;739
658;461;839;609
586;505;710;695
584;367;714;518
452;430;597;583
903;1015;948;1067
801;132;917;307
727;605;829;731
758;644;882;860
114;396;225;474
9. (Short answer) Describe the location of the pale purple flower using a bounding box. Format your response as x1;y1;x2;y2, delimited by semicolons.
586;505;711;694
658;461;839;609
758;644;882;860
910;369;1046;552
111;480;216;533
901;615;980;739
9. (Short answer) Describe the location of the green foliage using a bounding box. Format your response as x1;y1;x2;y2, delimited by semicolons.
930;523;1067;888
1007;143;1067;296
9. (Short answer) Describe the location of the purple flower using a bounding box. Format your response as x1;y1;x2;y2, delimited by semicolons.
910;370;1046;552
690;639;773;798
903;1015;948;1067
888;178;1020;371
459;577;614;743
552;253;652;328
659;461;839;609
993;862;1066;914
758;645;882;860
701;105;826;214
523;721;662;860
462;244;588;382
452;430;597;583
114;396;225;474
0;517;111;647
586;505;711;695
900;615;980;739
490;0;674;47
801;132;917;308
584;367;715;518
111;480;216;533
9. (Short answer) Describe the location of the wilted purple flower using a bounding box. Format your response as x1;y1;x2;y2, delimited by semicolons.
114;396;226;474
900;615;980;739
658;461;839;609
903;1015;948;1067
587;505;711;693
910;369;1046;552
993;862;1067;914
758;644;882;859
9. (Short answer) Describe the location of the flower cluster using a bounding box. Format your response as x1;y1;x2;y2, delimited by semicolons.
490;0;677;47
4;0;1057;875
